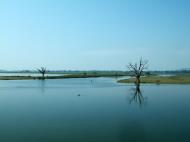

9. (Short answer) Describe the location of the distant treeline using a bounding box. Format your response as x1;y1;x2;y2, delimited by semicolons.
150;70;190;75
0;70;190;76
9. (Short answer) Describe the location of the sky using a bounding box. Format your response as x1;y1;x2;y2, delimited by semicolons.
0;0;190;70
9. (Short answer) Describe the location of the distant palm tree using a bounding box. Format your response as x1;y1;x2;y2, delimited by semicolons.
37;67;47;79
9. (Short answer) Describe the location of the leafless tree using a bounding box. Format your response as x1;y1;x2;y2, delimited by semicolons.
128;58;148;86
37;67;47;79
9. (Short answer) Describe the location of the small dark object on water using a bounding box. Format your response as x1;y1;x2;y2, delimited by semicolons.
77;94;81;96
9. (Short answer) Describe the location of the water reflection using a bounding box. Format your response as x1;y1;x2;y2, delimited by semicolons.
129;85;147;107
39;80;46;93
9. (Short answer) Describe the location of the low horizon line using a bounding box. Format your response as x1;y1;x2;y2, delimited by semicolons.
0;69;190;72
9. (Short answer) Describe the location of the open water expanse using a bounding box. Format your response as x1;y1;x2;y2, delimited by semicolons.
0;77;189;142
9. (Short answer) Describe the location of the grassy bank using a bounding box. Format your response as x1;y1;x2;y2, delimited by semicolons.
118;75;190;84
0;73;126;80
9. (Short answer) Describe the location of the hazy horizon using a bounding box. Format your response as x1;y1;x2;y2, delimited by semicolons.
1;0;190;70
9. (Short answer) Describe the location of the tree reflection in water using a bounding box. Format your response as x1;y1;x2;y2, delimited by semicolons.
40;80;46;93
129;85;147;107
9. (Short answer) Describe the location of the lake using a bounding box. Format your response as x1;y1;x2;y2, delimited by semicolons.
0;77;189;142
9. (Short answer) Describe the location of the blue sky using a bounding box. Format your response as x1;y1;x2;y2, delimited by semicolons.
0;0;190;70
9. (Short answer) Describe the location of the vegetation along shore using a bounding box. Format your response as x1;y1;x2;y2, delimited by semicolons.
118;75;190;84
0;72;127;80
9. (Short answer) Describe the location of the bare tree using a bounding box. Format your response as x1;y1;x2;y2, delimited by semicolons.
128;58;148;86
37;67;47;79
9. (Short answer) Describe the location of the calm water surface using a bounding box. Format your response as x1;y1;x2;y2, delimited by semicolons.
0;77;189;142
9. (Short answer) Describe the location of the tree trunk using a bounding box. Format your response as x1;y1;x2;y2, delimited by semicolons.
136;76;140;86
42;73;45;79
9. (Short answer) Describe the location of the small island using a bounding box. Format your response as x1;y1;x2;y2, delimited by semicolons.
118;75;190;84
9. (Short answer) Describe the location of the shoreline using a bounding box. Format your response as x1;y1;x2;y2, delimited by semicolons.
0;74;125;80
1;74;190;85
